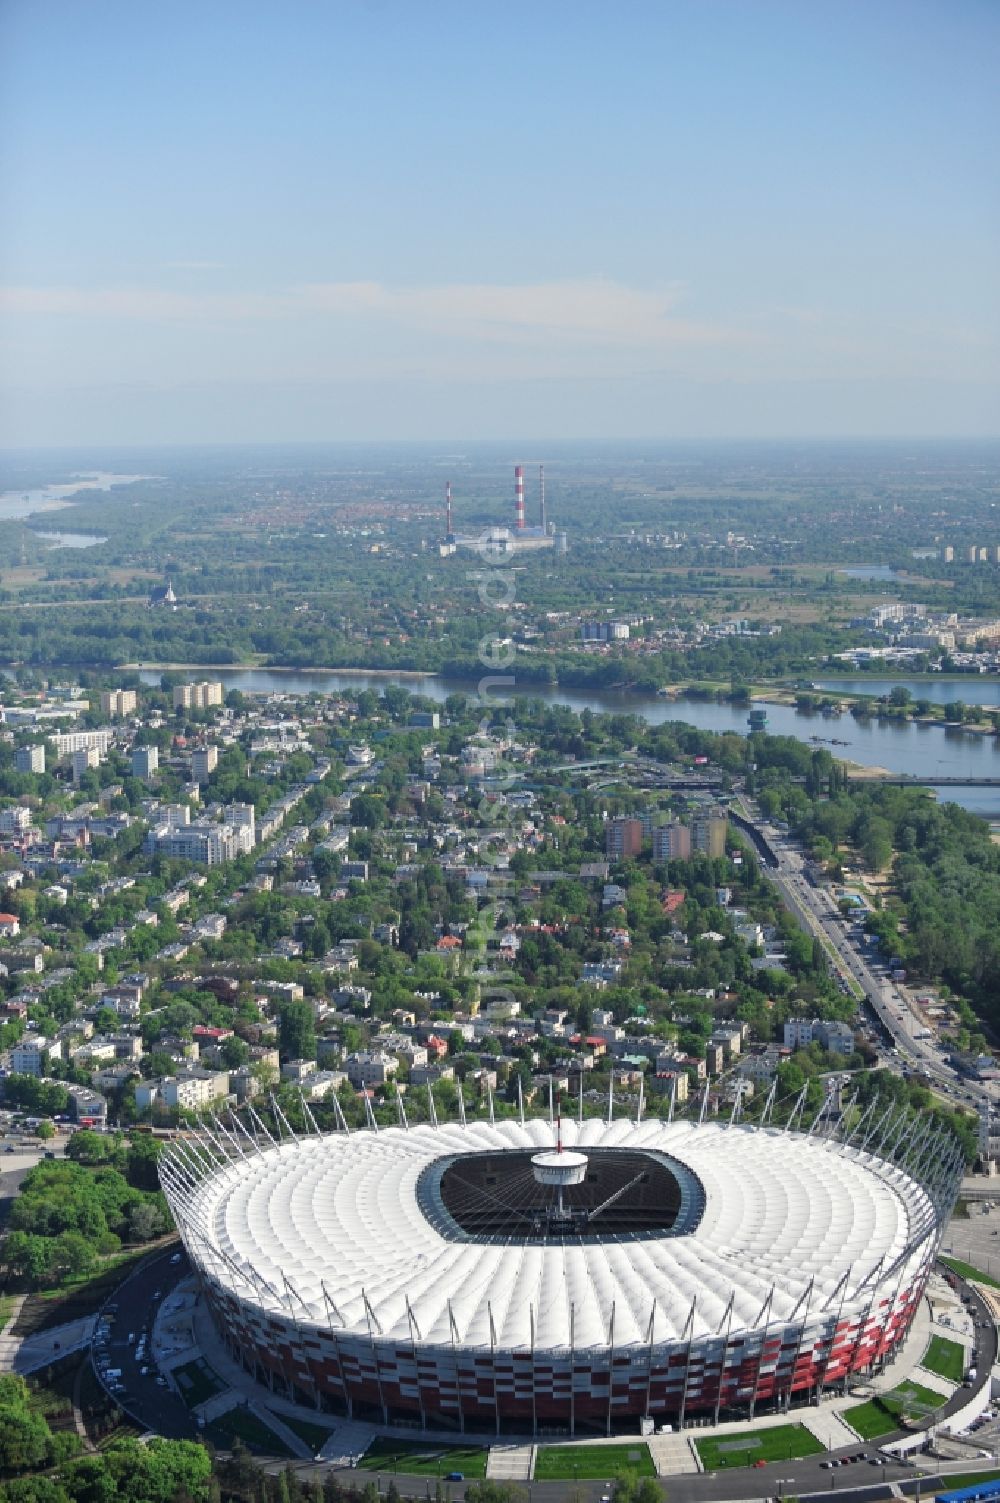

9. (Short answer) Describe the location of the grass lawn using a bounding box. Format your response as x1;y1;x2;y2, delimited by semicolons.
172;1357;225;1409
931;1471;1000;1490
922;1336;966;1384
205;1406;294;1457
845;1379;946;1441
357;1440;489;1479
696;1424;825;1471
534;1444;655;1481
273;1412;336;1454
940;1256;1000;1291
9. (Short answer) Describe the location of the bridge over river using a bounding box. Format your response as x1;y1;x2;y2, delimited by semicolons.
850;774;1000;786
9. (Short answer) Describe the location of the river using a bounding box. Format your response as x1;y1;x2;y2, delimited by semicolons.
136;667;1000;817
0;472;156;522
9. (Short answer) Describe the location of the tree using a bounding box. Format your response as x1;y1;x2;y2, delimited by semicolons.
125;1133;163;1191
0;1375;52;1471
4;1231;52;1286
277;1000;316;1062
49;1231;96;1280
128;1200;166;1242
35;1120;56;1141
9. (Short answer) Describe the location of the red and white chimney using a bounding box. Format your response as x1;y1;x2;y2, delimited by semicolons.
515;464;525;530
445;480;453;537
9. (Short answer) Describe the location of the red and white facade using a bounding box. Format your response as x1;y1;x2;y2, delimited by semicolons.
161;1114;959;1436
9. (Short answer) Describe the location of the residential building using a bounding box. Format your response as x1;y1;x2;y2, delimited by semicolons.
173;681;224;710
14;746;45;774
72;747;101;782
605;817;643;859
345;1051;399;1087
652;822;692;861
784;1019;815;1050
136;1070;230;1112
12;1036;61;1074
691;813;727;859
132;746;159;778
223;803;256;846
191;746;218;783
100;689;137;718
0;808;32;836
50;729;114;759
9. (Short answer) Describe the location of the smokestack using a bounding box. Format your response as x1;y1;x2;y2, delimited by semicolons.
445;480;453;538
539;464;546;534
515;464;525;530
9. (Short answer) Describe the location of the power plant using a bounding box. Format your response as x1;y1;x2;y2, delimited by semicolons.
440;465;565;554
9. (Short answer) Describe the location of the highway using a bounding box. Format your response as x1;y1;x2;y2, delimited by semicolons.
734;796;989;1116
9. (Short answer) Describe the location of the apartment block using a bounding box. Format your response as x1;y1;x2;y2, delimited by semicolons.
99;689;137;718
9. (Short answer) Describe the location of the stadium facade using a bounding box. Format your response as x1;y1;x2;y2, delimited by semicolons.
160;1102;962;1436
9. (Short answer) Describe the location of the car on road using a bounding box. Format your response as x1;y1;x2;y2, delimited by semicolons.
446;1473;464;1482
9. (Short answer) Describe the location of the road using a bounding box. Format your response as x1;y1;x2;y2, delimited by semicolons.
734;796;988;1114
91;1245;197;1441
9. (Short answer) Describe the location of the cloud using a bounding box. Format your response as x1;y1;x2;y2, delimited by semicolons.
0;276;738;349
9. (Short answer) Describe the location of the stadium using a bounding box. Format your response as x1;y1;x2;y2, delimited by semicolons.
159;1101;962;1437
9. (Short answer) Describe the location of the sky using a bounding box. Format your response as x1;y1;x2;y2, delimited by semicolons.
1;0;997;447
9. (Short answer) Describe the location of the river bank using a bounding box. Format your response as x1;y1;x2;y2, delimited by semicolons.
117;661;437;679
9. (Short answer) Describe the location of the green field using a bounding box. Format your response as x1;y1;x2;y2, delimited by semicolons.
931;1470;1000;1490
205;1405;293;1457
172;1357;225;1409
696;1424;825;1471
357;1440;489;1478
940;1256;1000;1291
922;1336;966;1383
533;1444;655;1481
845;1379;945;1441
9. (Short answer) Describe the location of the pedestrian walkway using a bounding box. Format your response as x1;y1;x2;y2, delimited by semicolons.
486;1444;535;1481
801;1408;865;1449
912;1365;959;1399
0;1307;95;1376
317;1421;378;1465
13;1315;96;1375
647;1432;701;1476
0;1295;28;1372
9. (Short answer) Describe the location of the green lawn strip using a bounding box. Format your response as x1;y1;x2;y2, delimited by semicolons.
171;1357;225;1409
922;1336;966;1384
0;1292;18;1330
205;1406;294;1457
929;1471;1000;1491
844;1400;900;1441
696;1424;825;1471
272;1412;337;1454
940;1256;1000;1291
357;1440;489;1478
846;1380;947;1441
534;1444;655;1481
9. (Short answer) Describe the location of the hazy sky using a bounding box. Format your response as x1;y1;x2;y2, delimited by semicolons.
1;0;997;447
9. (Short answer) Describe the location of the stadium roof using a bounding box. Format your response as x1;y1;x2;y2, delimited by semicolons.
179;1116;935;1351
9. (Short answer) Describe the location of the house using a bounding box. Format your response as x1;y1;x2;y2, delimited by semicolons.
0;913;21;938
345;1051;399;1088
